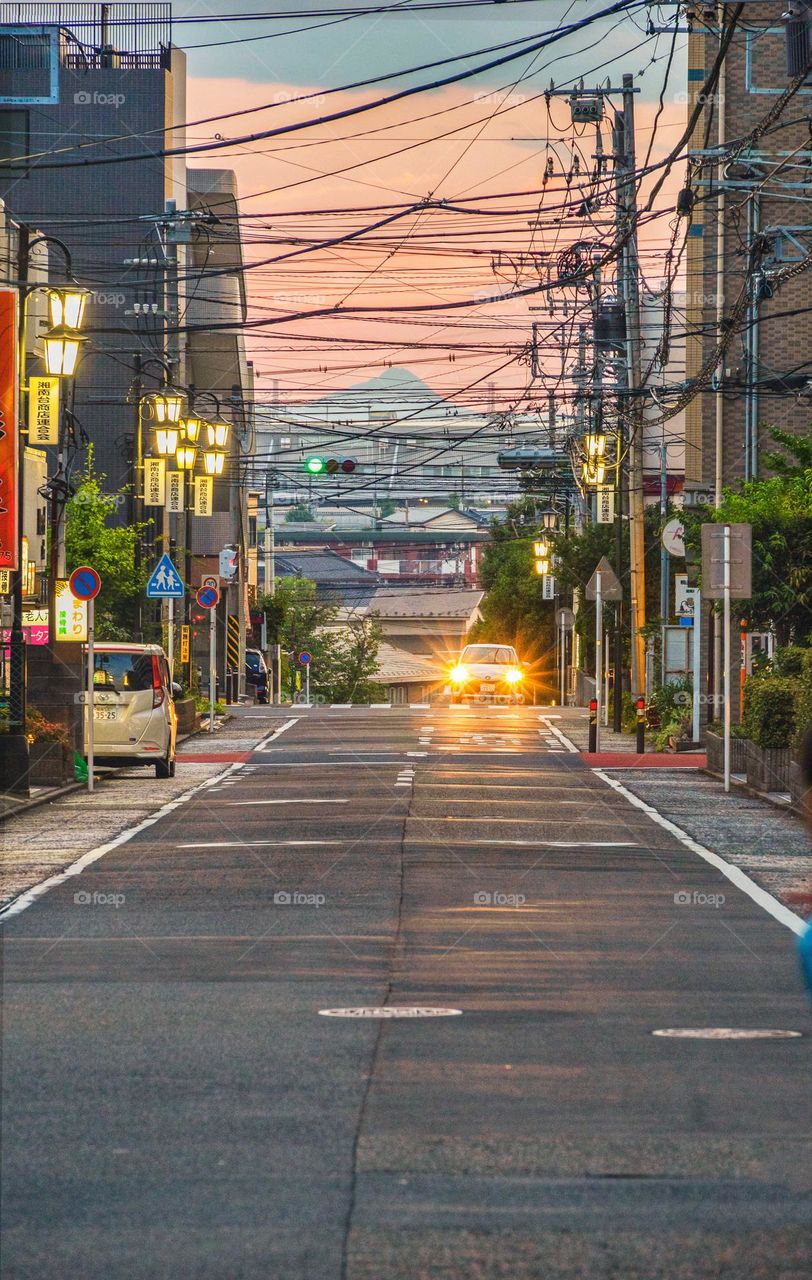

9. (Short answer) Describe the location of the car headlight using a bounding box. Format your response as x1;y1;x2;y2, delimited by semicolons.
450;665;468;684
505;668;523;684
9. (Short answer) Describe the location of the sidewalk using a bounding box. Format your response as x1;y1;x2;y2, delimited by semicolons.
552;707;812;919
0;714;260;912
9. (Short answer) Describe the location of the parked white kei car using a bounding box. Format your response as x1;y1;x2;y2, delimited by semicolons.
85;643;179;777
449;643;526;703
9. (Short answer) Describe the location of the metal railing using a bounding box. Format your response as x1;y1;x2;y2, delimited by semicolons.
0;3;171;58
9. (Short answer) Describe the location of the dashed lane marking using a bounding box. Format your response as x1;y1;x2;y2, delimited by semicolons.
225;798;349;808
319;1007;462;1019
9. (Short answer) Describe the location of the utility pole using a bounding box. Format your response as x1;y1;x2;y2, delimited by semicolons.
616;73;647;695
8;225;28;764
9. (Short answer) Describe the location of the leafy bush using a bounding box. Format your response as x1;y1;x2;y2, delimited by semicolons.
791;649;812;749
654;713;691;753
773;645;807;678
649;678;692;729
742;675;797;749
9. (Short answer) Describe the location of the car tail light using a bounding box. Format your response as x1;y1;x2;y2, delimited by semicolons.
151;655;165;709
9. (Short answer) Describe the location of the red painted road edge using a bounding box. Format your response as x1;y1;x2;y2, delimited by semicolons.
581;752;707;768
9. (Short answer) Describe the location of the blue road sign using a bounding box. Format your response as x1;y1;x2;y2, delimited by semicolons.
69;565;101;600
146;553;184;599
196;585;219;609
298;651;312;665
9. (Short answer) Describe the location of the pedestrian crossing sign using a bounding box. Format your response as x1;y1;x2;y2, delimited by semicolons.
146;553;185;599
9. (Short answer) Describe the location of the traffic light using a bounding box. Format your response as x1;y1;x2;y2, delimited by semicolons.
219;546;238;580
304;456;356;475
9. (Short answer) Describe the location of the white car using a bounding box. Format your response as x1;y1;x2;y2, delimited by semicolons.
85;643;179;777
449;644;526;703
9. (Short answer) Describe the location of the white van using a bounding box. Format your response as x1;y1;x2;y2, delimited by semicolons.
85;643;179;777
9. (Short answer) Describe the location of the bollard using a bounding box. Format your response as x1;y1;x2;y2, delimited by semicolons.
588;697;598;754
636;696;646;753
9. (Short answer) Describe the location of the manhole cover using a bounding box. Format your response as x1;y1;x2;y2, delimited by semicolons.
319;1007;463;1019
652;1028;802;1040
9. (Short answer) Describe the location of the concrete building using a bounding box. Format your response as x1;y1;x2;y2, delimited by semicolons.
684;6;812;493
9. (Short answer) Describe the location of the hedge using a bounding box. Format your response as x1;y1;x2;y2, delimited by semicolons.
742;676;797;749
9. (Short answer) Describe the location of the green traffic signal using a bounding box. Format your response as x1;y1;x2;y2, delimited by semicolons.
305;456;325;474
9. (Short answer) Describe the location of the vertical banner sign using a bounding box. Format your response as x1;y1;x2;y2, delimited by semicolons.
55;579;88;641
0;288;19;570
194;475;213;516
542;574;556;601
28;375;60;445
144;457;166;507
597;487;615;524
180;624;190;664
166;470;183;514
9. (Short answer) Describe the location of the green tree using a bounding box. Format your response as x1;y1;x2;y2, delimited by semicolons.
258;577;382;702
683;471;812;644
285;503;315;523
64;451;149;640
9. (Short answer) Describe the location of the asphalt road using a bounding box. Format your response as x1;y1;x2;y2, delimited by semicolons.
2;703;810;1279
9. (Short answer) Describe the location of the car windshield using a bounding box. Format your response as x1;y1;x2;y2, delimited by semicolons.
93;652;153;693
245;652;266;673
461;645;514;664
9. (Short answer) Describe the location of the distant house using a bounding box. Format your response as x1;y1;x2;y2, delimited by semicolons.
272;550;382;606
374;643;445;705
366;586;484;657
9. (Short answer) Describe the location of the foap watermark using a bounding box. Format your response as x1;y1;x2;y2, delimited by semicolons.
474;890;526;908
74;889;125;908
274;890;325;907
272;89;328;107
674;691;723;708
674;890;725;909
91;291;127;308
74;90;126;108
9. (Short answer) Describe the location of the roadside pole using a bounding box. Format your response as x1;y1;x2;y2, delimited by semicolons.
687;586;701;744
559;625;565;706
209;605;216;733
306;662;310;707
167;597;174;681
723;524;731;793
595;570;603;755
87;596;95;793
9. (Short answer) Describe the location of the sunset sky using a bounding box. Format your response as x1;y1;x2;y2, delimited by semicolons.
179;2;688;407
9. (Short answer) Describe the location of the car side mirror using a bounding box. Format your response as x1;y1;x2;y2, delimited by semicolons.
171;682;183;700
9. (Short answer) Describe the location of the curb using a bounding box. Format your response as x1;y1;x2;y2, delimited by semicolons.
0;725;208;826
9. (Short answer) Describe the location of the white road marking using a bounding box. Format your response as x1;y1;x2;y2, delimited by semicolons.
370;703;392;708
539;717;580;753
0;760;247;921
406;751;428;758
255;718;299;750
594;769;807;937
225;798;349;808
179;840;347;849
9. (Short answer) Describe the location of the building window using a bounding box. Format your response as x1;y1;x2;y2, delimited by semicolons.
0;109;29;172
248;515;258;547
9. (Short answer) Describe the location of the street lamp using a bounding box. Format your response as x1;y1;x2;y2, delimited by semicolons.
206;419;230;449
203;447;226;476
41;326;86;377
181;414;202;444
144;387;184;425
175;443;196;471
153;425;180;458
47;284;89;331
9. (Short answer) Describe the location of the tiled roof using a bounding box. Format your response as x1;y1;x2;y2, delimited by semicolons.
368;587;483;619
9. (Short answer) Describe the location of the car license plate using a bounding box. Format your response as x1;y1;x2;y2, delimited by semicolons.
480;682;496;692
94;708;117;721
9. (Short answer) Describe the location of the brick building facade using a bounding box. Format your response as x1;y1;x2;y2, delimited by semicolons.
684;4;812;494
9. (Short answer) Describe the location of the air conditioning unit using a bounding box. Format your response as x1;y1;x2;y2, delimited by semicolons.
784;2;812;77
